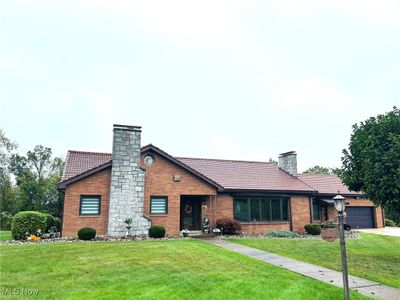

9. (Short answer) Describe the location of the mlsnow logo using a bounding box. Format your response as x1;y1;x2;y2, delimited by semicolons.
2;288;39;296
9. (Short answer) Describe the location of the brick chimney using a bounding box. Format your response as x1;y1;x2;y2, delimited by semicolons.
107;124;151;237
278;151;298;177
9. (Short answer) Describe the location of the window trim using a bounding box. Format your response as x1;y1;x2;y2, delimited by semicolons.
234;196;289;223
79;195;101;216
150;196;168;214
312;199;321;221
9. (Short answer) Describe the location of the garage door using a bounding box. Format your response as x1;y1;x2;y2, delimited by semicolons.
345;207;375;229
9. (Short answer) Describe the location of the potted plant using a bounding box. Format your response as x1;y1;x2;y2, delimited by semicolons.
320;220;338;242
124;218;132;236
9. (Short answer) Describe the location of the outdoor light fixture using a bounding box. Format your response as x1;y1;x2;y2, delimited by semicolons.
333;193;350;300
333;194;346;213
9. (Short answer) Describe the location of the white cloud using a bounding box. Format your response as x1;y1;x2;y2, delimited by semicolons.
0;54;42;80
274;79;353;109
272;0;400;26
17;0;249;47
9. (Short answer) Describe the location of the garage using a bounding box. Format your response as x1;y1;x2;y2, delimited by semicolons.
345;207;375;229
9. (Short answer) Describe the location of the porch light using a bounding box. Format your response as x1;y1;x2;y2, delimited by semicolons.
333;194;346;213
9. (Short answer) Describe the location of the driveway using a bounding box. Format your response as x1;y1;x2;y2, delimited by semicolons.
358;227;400;237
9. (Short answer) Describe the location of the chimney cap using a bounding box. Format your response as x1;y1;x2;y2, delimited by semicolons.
279;151;296;157
113;124;142;132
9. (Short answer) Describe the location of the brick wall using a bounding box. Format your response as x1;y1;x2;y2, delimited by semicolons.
290;196;311;233
62;168;111;237
142;152;217;236
241;223;290;234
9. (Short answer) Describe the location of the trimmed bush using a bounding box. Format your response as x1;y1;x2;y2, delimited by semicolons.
215;218;241;235
53;217;61;231
304;224;321;235
385;219;396;227
11;211;48;240
77;227;96;240
148;226;166;238
265;230;298;238
44;214;56;232
0;211;13;230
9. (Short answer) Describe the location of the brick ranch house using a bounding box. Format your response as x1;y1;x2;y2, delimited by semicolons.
58;124;384;237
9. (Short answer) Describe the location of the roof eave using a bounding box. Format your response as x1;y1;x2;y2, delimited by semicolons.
221;188;316;195
58;161;112;189
142;144;224;191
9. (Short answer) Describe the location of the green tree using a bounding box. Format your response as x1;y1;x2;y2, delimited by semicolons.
341;107;400;223
304;165;341;176
0;130;17;214
304;165;330;174
9;145;64;217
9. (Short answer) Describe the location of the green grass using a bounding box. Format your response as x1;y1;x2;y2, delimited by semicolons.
230;233;400;288
0;230;11;241
0;240;368;300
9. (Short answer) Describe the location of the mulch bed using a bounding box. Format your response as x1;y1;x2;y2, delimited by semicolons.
1;230;360;245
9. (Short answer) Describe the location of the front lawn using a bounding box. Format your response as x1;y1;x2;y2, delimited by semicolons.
0;240;368;299
0;231;11;241
231;233;400;288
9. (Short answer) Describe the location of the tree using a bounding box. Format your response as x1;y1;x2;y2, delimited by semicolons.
9;145;64;217
0;130;17;214
304;165;330;174
304;165;341;176
341;107;400;223
268;158;278;166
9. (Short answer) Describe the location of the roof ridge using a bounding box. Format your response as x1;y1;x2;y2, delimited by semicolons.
68;150;112;155
176;156;273;164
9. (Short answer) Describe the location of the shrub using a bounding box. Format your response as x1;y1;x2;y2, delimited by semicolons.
53;217;61;231
77;227;96;240
344;223;352;231
304;224;321;235
385;219;396;227
0;211;13;230
215;218;241;235
148;226;166;238
265;230;298;238
320;220;337;228
11;211;48;240
44;214;56;232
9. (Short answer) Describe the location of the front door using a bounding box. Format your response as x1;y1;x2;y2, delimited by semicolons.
180;197;202;230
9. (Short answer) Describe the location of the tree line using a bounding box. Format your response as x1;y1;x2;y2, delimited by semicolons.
0;130;64;228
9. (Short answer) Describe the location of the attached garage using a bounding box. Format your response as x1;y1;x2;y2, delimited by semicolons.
345;207;375;229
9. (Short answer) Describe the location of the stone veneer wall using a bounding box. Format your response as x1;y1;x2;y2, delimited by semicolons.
107;125;151;237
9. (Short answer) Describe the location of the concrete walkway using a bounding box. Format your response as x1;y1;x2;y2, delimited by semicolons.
204;239;400;300
358;227;400;237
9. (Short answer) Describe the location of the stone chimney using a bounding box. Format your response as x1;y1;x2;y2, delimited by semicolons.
107;124;151;237
278;151;298;177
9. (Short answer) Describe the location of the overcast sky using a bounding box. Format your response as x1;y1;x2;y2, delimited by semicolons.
1;1;399;172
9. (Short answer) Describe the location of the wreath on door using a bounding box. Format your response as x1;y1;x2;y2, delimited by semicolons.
184;204;193;214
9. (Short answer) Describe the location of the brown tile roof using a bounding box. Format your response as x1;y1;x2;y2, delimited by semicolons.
298;173;361;196
176;157;314;192
61;150;112;182
62;146;356;195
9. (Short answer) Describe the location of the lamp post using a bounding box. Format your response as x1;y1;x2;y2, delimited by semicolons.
333;193;350;300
